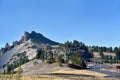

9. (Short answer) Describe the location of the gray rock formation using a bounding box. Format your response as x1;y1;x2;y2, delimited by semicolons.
20;31;30;43
13;41;19;47
20;31;59;45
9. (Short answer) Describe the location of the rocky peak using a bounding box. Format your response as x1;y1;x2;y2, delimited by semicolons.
13;41;19;47
20;31;59;45
5;43;10;49
20;31;30;43
24;31;30;35
31;31;36;34
0;43;11;54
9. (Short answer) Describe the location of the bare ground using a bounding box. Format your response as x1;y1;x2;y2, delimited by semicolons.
17;59;108;77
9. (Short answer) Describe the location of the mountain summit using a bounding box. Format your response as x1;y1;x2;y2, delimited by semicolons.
20;31;59;45
0;31;59;69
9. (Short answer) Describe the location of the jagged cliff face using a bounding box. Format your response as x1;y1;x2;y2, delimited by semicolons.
0;31;60;70
0;43;12;55
20;31;30;43
0;31;59;55
0;40;37;69
13;41;19;47
20;31;59;45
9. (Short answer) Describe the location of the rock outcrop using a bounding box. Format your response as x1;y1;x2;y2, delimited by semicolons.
0;31;59;69
20;31;59;45
20;31;30;43
13;41;19;47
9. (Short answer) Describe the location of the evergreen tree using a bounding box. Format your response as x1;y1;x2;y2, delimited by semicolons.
99;51;104;58
48;51;55;63
70;50;86;68
57;54;64;66
36;49;45;61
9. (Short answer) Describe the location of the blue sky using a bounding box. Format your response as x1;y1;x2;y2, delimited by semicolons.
0;0;120;47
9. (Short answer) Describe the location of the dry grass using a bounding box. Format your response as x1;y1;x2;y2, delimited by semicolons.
0;67;117;80
0;75;65;80
51;68;108;77
0;74;118;80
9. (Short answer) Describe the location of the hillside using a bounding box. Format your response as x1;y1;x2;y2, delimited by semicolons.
0;31;119;77
0;31;60;71
0;40;37;69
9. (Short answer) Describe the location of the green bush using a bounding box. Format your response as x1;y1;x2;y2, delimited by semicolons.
56;54;64;66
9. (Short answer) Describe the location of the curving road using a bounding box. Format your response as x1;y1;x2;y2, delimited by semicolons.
88;63;120;79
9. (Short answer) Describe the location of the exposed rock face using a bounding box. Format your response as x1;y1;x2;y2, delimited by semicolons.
0;40;38;69
13;41;19;47
0;31;59;56
0;31;60;70
0;48;5;55
0;43;11;54
5;43;10;49
20;31;30;43
20;31;59;45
